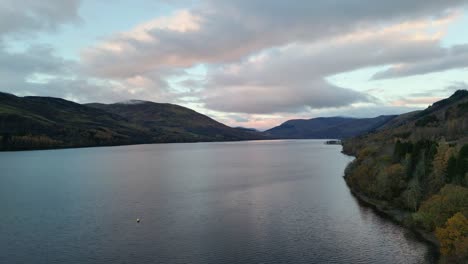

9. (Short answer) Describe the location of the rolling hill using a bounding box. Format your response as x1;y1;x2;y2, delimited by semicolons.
86;100;263;143
0;92;264;151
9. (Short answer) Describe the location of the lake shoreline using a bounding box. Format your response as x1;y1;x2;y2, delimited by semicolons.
0;138;268;153
0;138;342;153
0;138;327;153
341;155;441;263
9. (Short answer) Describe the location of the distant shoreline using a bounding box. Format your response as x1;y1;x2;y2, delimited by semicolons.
0;138;340;153
0;138;256;152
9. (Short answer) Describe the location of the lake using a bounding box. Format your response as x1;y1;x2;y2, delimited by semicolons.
0;140;435;263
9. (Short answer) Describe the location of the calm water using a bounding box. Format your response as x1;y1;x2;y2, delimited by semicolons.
0;140;435;264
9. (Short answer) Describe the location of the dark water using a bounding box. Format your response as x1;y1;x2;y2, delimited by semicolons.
0;140;435;264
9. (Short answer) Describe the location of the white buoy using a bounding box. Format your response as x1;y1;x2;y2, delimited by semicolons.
136;218;141;223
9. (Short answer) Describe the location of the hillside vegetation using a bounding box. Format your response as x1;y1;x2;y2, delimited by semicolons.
0;92;264;151
343;90;468;262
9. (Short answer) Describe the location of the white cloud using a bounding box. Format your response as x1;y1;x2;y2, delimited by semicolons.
198;17;456;113
81;0;468;79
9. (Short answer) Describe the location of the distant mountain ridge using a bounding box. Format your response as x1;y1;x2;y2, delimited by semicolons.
3;90;462;151
265;115;397;139
0;92;264;151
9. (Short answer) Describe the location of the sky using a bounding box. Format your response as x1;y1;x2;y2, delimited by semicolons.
1;0;468;130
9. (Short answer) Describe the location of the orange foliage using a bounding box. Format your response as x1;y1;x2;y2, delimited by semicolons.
435;212;468;259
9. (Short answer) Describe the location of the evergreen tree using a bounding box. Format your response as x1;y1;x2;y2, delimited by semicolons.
447;156;458;183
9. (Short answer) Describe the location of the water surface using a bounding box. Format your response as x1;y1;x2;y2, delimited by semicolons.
0;140;435;263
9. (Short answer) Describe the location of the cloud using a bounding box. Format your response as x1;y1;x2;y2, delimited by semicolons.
202;80;371;114
0;1;90;101
0;43;74;93
208;26;444;85
0;0;81;38
74;0;468;116
390;97;444;106
0;43;169;103
197;17;453;114
2;0;468;127
0;44;73;75
0;0;179;105
372;44;468;79
81;0;468;79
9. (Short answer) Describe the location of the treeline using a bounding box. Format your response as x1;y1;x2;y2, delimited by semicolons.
0;128;135;151
0;128;245;151
0;134;62;150
394;140;467;189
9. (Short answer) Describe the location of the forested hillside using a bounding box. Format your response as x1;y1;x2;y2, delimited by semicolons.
343;90;468;262
0;92;265;151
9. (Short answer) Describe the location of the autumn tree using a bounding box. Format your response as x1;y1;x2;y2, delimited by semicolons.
402;179;422;212
412;184;468;231
435;212;468;260
376;164;406;200
429;143;453;195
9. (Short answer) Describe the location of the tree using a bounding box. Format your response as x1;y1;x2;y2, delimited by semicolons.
456;145;468;185
402;179;422;212
383;164;406;200
412;184;468;231
435;212;468;260
429;143;452;194
393;140;403;163
447;156;458;183
349;162;377;196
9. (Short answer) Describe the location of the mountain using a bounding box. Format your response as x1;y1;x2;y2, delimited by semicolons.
86;101;263;143
0;92;264;151
265;115;397;139
342;90;468;261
